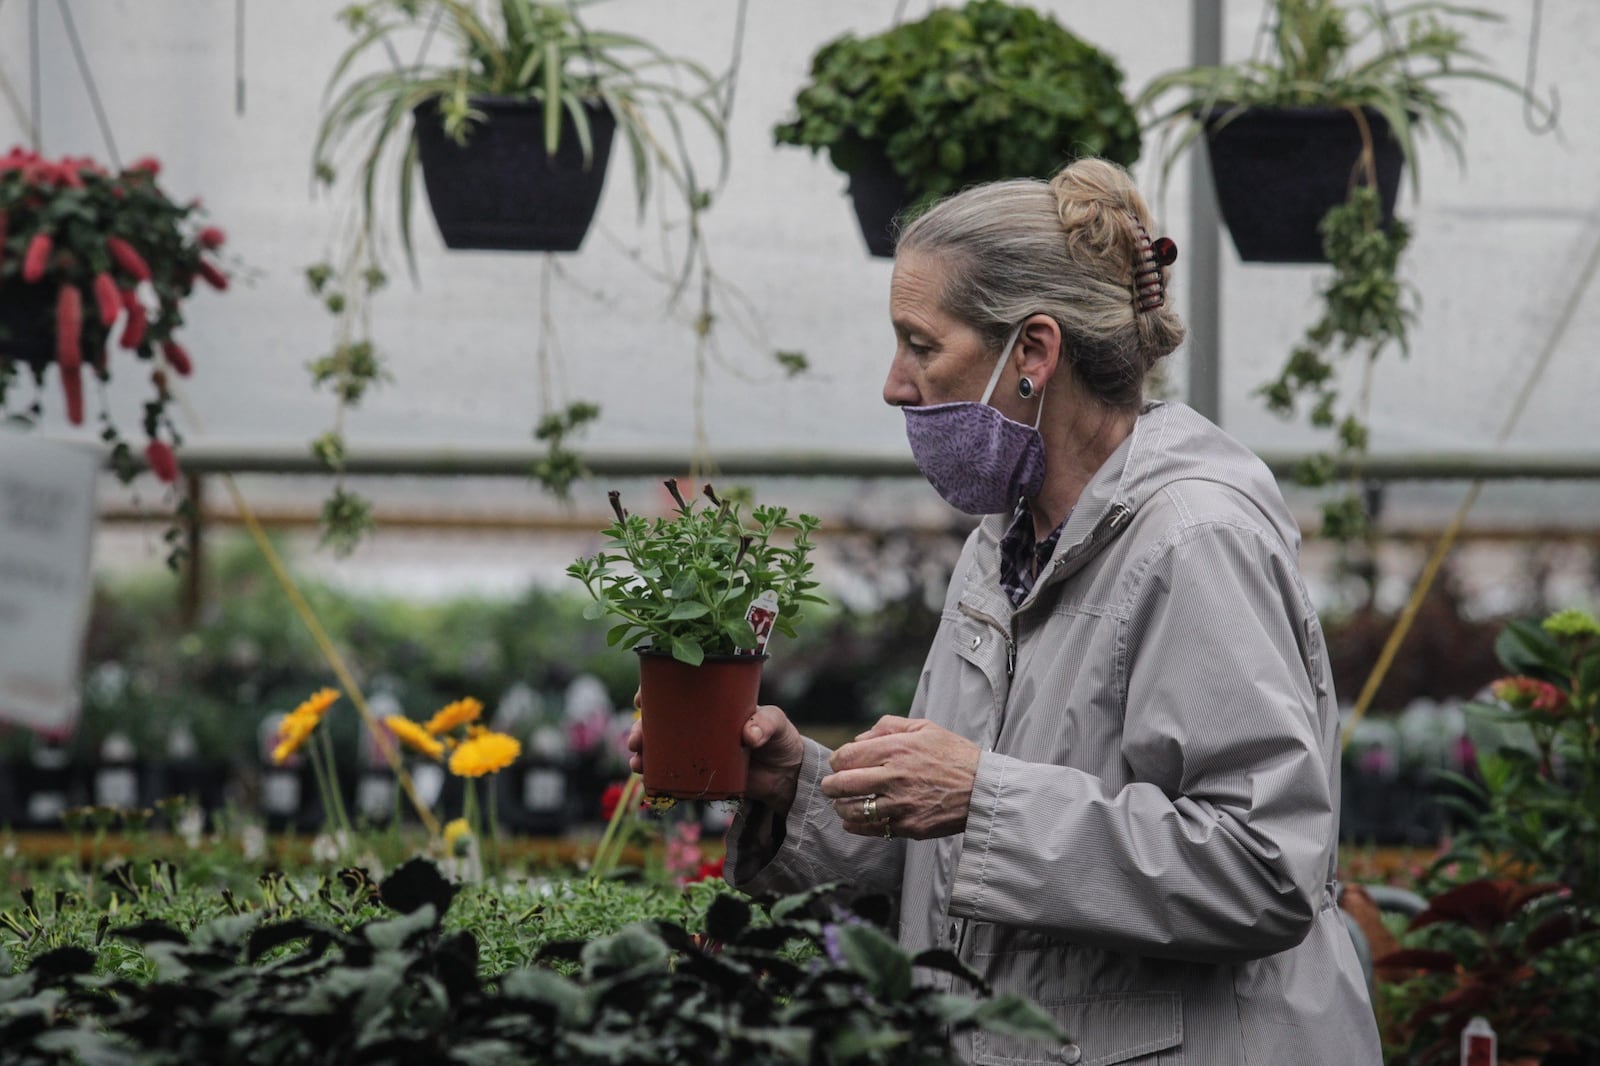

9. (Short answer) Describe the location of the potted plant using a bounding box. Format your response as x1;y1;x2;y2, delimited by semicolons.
0;148;227;482
313;0;725;259
567;481;824;800
1138;0;1539;263
773;0;1141;257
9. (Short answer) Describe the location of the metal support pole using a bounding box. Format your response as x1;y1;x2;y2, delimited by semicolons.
180;472;205;627
1187;0;1223;424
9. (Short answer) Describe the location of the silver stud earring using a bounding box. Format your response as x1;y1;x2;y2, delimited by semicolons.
1018;376;1034;399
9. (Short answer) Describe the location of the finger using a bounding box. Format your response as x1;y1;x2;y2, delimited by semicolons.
743;704;789;750
830;735;901;773
626;720;644;753
855;714;915;741
632;688;643;714
819;766;888;800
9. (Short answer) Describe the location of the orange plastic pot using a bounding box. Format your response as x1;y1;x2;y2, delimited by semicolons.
636;649;766;800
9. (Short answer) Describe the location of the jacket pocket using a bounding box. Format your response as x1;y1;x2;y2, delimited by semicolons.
972;990;1182;1066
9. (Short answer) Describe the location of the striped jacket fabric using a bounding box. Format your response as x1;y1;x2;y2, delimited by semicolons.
728;401;1384;1065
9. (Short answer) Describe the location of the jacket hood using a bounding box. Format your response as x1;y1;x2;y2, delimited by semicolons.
967;402;1300;611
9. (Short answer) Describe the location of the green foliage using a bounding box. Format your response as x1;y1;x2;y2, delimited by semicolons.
314;0;726;273
0;862;1062;1064
1257;185;1415;539
774;0;1140;206
1373;608;1600;1064
567;482;824;667
1138;0;1545;193
530;401;601;501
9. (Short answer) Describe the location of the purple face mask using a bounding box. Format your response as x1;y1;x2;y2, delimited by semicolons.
903;325;1046;515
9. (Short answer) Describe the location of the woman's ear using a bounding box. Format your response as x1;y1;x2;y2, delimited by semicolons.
1014;313;1062;387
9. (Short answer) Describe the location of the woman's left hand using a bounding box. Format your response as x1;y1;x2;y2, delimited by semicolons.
821;716;981;840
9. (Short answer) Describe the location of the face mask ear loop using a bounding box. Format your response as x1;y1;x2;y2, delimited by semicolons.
981;324;1025;406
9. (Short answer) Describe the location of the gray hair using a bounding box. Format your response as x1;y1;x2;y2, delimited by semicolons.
895;158;1185;410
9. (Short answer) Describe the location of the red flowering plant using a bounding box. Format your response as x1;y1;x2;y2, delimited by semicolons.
0;147;228;484
1372;607;1600;1064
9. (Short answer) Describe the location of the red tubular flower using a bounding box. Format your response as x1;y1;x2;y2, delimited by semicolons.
196;260;228;291
106;236;151;281
127;156;161;176
198;226;226;250
55;285;83;370
119;290;147;349
144;439;179;484
161;339;193;376
22;232;52;282
92;273;121;328
59;364;84;426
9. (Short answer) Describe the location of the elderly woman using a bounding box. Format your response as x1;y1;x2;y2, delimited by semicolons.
631;159;1381;1065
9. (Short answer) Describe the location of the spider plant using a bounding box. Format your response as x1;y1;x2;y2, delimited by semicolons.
313;0;728;274
1137;0;1548;193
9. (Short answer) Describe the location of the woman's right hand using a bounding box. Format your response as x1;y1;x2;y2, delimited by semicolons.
627;694;806;817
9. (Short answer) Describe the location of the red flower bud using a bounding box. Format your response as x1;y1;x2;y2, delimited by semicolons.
196;259;228;291
59;364;84;426
145;439;179;484
198;226;226;250
92;273;120;328
119;290;147;349
128;156;161;177
22;232;52;282
105;236;151;281
161;339;193;377
55;285;83;371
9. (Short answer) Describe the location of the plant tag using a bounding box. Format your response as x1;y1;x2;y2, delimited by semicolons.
740;590;780;656
1461;1016;1495;1066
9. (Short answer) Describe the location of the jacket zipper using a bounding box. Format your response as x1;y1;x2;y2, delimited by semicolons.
957;603;1015;678
1048;502;1133;579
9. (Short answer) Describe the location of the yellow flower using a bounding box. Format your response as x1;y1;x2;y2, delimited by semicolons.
292;687;341;723
425;697;483;736
271;710;318;765
443;818;472;856
448;730;521;778
385;715;444;761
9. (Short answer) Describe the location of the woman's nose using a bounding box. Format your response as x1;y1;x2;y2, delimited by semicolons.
882;353;919;407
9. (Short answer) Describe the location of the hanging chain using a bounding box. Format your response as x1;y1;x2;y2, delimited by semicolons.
28;0;41;149
235;0;245;115
56;0;121;168
1521;0;1559;134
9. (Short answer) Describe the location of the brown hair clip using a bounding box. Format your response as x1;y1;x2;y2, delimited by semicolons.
1131;220;1177;314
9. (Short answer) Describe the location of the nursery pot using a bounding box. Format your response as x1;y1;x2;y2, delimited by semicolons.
1202;106;1405;264
636;649;766;800
845;147;911;259
412;96;617;252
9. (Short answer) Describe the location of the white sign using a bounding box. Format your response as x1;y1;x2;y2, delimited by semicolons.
0;429;99;734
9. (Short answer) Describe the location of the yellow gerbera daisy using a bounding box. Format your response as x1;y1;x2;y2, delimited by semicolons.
292;687;341;723
448;730;521;778
271;710;318;765
385;715;445;761
425;697;483;736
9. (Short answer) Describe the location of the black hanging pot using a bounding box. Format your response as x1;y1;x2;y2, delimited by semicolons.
844;146;911;259
1202;106;1406;264
412;96;617;252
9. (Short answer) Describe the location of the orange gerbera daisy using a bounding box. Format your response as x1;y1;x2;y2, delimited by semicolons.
447;730;521;777
292;687;341;722
425;697;483;736
272;710;318;765
385;715;445;761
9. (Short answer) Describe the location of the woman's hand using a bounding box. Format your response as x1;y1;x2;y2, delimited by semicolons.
627;693;807;818
821;716;980;840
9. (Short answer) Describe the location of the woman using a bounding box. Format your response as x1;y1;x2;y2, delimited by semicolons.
630;159;1382;1065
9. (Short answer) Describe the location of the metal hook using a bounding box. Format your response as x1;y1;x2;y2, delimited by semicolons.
1521;0;1559;136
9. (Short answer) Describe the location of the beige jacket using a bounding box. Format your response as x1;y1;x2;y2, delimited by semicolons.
728;402;1383;1065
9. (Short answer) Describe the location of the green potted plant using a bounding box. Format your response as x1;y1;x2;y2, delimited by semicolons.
0;147;227;482
1138;0;1538;264
774;0;1141;257
314;0;726;258
567;480;823;800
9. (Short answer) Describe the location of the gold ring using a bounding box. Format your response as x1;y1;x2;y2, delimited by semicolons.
861;795;878;821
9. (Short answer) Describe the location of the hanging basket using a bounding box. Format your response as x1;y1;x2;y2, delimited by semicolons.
636;649;766;800
1202;106;1406;264
412;96;617;253
845;148;910;259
